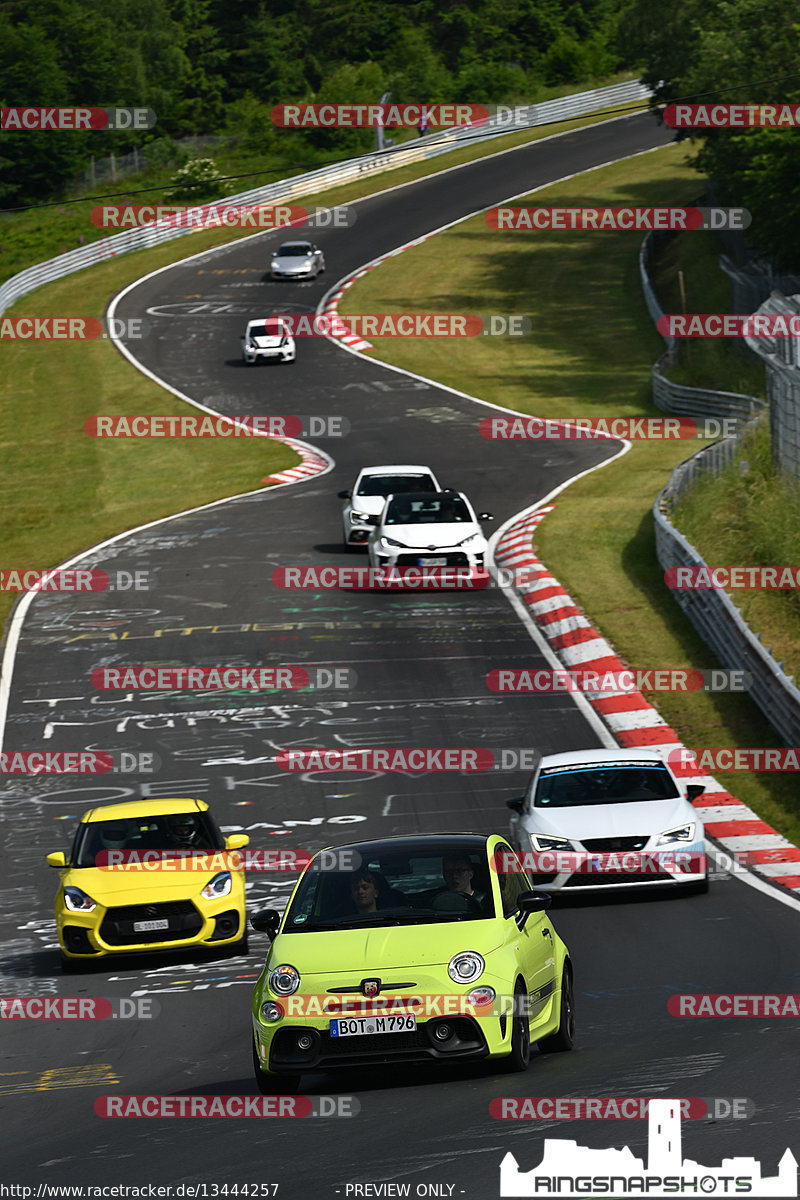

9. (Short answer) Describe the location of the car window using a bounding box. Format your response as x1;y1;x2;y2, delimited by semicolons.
277;244;312;256
495;844;530;917
72;812;224;866
356;474;436;497
534;764;680;807
385;496;470;524
282;847;495;930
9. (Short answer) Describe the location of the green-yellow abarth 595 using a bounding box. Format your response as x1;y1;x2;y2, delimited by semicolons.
250;833;574;1090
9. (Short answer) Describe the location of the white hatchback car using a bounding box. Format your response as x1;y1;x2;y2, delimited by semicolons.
367;489;494;569
338;465;441;550
506;748;707;894
270;240;325;280
241;317;296;365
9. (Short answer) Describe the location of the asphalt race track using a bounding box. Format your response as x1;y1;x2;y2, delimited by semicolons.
2;111;799;1196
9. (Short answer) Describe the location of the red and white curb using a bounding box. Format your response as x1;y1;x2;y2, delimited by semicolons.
318;232;440;354
261;437;330;484
495;505;800;895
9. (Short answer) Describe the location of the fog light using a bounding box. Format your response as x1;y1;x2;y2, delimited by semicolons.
297;1034;313;1051
434;1023;453;1042
260;1002;284;1023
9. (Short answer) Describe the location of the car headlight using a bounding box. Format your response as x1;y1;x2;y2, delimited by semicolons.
269;965;301;995
456;532;483;547
448;951;484;985
200;871;232;900
351;511;371;522
271;261;280;269
657;823;696;844
530;834;575;851
64;885;97;912
380;537;408;549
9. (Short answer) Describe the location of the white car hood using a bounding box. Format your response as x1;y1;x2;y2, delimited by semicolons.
351;496;390;516
526;797;695;840
378;521;483;549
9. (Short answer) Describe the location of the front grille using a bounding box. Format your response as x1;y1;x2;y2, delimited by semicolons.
563;872;673;886
100;900;202;946
394;552;469;566
581;836;649;852
323;1029;423;1055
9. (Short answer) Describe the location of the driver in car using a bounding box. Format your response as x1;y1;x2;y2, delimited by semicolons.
439;856;487;910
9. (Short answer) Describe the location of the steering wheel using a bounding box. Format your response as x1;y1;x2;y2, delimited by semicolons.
431;890;483;916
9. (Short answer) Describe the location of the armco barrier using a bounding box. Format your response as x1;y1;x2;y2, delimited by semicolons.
744;292;800;482
0;80;650;318
654;431;800;746
640;237;800;744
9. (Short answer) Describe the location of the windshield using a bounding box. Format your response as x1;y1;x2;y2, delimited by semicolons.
276;245;312;256
385;495;470;525
534;764;680;808
282;843;495;931
356;474;436;498
250;322;285;338
72;812;225;867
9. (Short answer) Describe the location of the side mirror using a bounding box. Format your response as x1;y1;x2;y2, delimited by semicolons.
250;908;281;938
338;490;351;499
46;851;67;868
686;784;705;802
225;834;250;851
516;889;551;927
478;512;495;522
505;797;525;814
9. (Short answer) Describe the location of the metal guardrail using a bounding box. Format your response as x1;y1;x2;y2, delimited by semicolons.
0;79;651;317
641;233;800;743
744;292;800;481
654;426;800;746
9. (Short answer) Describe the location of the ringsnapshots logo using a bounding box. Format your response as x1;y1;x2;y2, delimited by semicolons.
84;414;349;439
479;415;742;441
90;203;355;230
663;103;800;128
1;106;156;131
0;568;149;593
95;1095;359;1118
90;666;355;692
498;1097;797;1197
0;996;158;1020
0;749;157;775
486;207;750;231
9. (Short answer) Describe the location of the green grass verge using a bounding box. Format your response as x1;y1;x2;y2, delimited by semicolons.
673;418;800;676
337;141;800;844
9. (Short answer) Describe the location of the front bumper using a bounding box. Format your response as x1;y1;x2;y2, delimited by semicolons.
243;347;295;363
521;840;708;893
369;548;486;568
57;896;246;958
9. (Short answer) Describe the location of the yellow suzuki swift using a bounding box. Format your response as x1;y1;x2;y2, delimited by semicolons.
251;833;574;1091
47;798;249;970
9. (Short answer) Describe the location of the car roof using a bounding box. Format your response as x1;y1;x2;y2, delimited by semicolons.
246;317;286;326
385;489;465;503
315;833;496;857
276;241;312;249
80;797;209;823
357;465;435;476
538;748;668;769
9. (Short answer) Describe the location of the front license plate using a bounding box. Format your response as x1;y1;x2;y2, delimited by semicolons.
132;919;170;932
330;1015;417;1037
418;557;447;566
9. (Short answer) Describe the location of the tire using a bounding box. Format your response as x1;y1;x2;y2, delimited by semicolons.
538;963;575;1053
503;982;531;1072
252;1040;301;1095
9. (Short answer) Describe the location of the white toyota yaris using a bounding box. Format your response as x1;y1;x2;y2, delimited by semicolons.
367;489;494;569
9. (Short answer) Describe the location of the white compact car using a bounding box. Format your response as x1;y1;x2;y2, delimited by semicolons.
506;748;708;894
241;318;296;365
367;489;494;568
270;240;325;279
338;465;441;550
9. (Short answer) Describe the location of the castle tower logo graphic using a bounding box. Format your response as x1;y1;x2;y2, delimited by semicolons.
500;1098;798;1197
